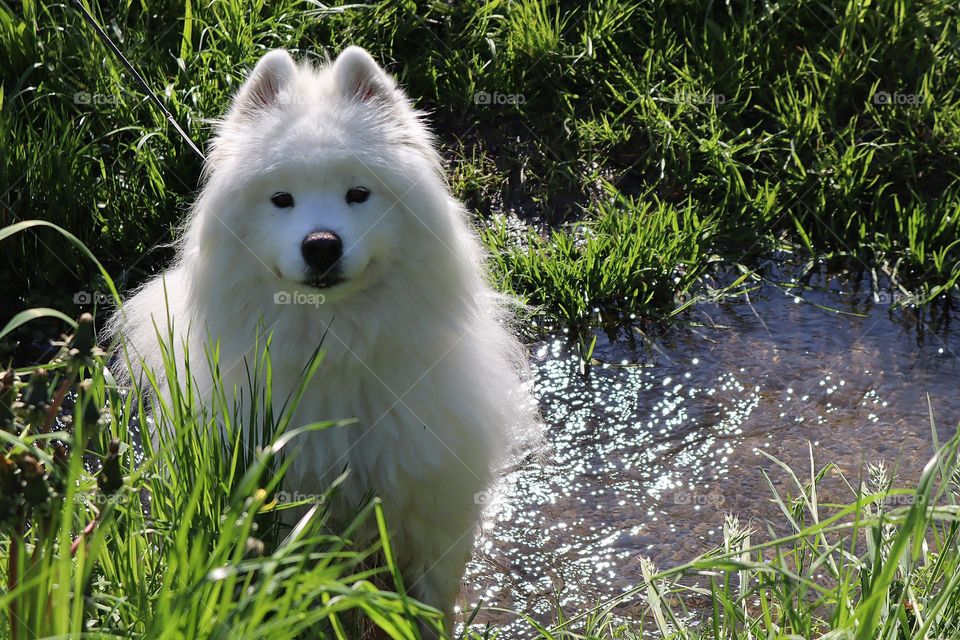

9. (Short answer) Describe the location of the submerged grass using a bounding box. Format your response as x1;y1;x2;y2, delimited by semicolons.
2;0;960;333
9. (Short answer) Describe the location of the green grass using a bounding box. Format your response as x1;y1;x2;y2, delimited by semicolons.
480;187;720;331
2;0;959;333
4;0;960;637
0;313;449;638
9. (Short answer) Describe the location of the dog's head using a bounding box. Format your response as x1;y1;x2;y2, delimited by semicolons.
197;47;450;304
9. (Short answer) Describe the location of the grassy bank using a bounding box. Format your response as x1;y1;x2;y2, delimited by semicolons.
2;0;960;333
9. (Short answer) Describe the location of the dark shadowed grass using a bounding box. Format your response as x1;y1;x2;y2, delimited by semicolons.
2;0;959;335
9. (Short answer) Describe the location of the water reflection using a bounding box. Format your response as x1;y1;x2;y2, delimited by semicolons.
464;270;960;634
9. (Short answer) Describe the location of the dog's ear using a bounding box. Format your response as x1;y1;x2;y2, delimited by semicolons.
231;49;297;117
332;46;395;103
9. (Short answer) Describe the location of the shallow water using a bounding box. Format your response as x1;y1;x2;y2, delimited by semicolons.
463;267;960;634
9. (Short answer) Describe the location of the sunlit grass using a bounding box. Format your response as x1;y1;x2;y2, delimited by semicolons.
2;0;959;332
480;187;719;331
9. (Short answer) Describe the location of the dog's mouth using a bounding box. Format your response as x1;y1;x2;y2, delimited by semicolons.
303;275;345;289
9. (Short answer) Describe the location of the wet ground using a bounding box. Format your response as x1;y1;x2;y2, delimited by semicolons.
463;266;960;635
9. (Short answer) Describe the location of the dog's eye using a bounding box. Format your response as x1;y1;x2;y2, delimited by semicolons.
345;187;370;204
271;192;295;208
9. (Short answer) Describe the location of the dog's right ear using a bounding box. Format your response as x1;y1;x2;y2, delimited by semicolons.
332;46;396;104
230;50;297;118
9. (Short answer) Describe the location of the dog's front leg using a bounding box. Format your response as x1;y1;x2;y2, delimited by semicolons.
404;531;476;639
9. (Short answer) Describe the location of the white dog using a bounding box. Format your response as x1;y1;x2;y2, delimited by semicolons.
108;47;535;631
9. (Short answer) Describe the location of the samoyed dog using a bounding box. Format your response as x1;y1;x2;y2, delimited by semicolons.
108;47;534;631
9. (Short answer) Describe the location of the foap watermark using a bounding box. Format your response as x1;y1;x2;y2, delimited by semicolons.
474;490;495;505
73;91;123;106
675;90;726;106
274;290;326;307
473;91;526;106
881;493;924;507
76;491;133;507
873;289;904;305
872;90;924;106
673;490;725;509
275;93;313;107
73;290;112;305
271;491;326;506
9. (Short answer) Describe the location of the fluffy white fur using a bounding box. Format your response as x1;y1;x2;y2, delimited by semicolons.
107;47;535;629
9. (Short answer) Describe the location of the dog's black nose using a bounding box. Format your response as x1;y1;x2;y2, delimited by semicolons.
301;231;343;273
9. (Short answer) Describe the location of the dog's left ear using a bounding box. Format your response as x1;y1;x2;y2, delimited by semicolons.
332;46;396;103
